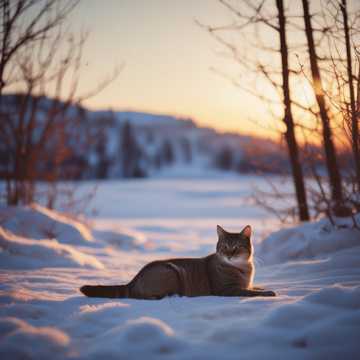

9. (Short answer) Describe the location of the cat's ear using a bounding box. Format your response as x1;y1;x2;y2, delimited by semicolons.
240;225;252;239
217;225;227;239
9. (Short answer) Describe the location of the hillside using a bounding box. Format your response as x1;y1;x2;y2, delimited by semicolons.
0;94;288;180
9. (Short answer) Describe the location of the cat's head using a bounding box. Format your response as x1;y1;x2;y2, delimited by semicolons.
216;225;253;265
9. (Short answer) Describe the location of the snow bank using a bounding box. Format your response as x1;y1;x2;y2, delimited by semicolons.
258;284;360;358
0;179;359;359
0;226;103;269
94;225;149;250
0;204;93;245
258;215;360;264
87;317;183;359
0;317;70;360
304;284;360;310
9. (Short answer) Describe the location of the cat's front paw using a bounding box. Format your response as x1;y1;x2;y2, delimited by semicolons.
262;290;276;297
252;286;264;291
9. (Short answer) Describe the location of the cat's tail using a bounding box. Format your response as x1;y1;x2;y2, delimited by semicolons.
80;285;129;298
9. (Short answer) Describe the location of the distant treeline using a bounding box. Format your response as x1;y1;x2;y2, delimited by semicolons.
0;94;312;183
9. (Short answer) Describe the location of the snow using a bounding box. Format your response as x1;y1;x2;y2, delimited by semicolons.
0;227;103;270
0;317;70;359
258;215;360;264
1;176;359;359
0;203;93;244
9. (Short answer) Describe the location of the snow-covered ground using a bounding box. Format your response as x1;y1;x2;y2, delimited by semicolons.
0;175;359;359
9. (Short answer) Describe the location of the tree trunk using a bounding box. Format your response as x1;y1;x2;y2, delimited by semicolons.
0;0;10;97
276;0;309;221
340;0;360;193
301;0;346;216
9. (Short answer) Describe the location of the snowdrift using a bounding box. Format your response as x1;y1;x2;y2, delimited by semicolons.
93;224;149;250
0;179;359;359
0;227;103;269
86;316;183;358
0;204;153;270
258;215;360;264
0;204;93;245
205;284;360;359
0;317;70;360
0;204;104;269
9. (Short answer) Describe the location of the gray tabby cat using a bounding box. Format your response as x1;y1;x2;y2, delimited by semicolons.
80;225;276;299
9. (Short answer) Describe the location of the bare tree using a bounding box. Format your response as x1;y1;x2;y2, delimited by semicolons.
276;0;309;221
0;0;79;97
340;0;360;192
301;0;347;216
199;0;360;223
198;0;310;221
0;0;120;207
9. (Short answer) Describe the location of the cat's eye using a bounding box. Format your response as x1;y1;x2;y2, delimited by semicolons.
224;244;231;251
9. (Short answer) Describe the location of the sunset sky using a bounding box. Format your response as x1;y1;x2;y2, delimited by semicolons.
10;0;359;141
68;0;281;139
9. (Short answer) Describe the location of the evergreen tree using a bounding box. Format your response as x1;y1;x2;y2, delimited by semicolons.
121;121;147;178
121;121;139;177
162;140;174;164
215;147;233;170
181;138;192;163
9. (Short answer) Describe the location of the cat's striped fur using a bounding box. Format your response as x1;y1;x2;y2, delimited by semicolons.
80;225;276;299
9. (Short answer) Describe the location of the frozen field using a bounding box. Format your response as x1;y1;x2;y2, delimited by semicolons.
1;175;360;359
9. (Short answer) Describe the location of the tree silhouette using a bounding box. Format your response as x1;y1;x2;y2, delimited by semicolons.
162;140;174;164
121;121;146;178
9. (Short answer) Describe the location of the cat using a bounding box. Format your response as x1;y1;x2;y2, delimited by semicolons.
80;225;276;299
